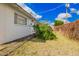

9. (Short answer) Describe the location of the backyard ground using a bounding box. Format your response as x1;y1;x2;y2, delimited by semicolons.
0;32;79;56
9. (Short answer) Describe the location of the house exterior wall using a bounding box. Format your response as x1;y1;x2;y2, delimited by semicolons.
0;4;35;44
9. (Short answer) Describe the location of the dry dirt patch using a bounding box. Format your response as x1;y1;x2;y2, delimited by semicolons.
8;32;79;56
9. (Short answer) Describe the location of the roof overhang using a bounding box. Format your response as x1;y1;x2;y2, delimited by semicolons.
8;3;42;20
17;3;42;19
7;3;36;20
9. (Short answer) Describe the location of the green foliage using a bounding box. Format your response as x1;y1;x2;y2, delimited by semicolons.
33;23;57;41
54;20;64;26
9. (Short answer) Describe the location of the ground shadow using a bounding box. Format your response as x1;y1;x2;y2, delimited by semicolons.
2;33;57;45
30;37;46;43
2;34;36;45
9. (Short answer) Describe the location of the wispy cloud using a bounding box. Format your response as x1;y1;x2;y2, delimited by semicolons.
38;4;64;14
57;13;72;19
70;8;77;13
77;10;79;15
55;13;71;24
70;8;79;15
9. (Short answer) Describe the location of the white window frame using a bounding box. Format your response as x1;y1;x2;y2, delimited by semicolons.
14;13;27;25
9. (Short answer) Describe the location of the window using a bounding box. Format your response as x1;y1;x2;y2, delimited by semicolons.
14;13;27;25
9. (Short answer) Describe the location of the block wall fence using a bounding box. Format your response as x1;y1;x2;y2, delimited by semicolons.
53;20;79;39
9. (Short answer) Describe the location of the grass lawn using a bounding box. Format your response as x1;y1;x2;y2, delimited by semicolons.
9;32;79;56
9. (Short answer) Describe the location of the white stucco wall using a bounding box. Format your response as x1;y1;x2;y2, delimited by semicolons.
0;4;7;44
0;4;35;44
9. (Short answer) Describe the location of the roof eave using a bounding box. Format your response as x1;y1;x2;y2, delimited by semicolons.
8;3;36;20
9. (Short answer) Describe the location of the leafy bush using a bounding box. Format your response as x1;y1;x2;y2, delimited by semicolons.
54;20;64;26
33;23;57;41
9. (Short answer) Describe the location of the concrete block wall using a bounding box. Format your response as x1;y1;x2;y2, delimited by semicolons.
54;20;79;40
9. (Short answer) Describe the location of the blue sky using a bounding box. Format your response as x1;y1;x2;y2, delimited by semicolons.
25;3;79;24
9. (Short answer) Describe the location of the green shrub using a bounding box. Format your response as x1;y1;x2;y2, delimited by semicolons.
33;23;57;41
54;20;64;26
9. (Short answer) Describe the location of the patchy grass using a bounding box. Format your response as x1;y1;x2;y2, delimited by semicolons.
9;32;79;56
